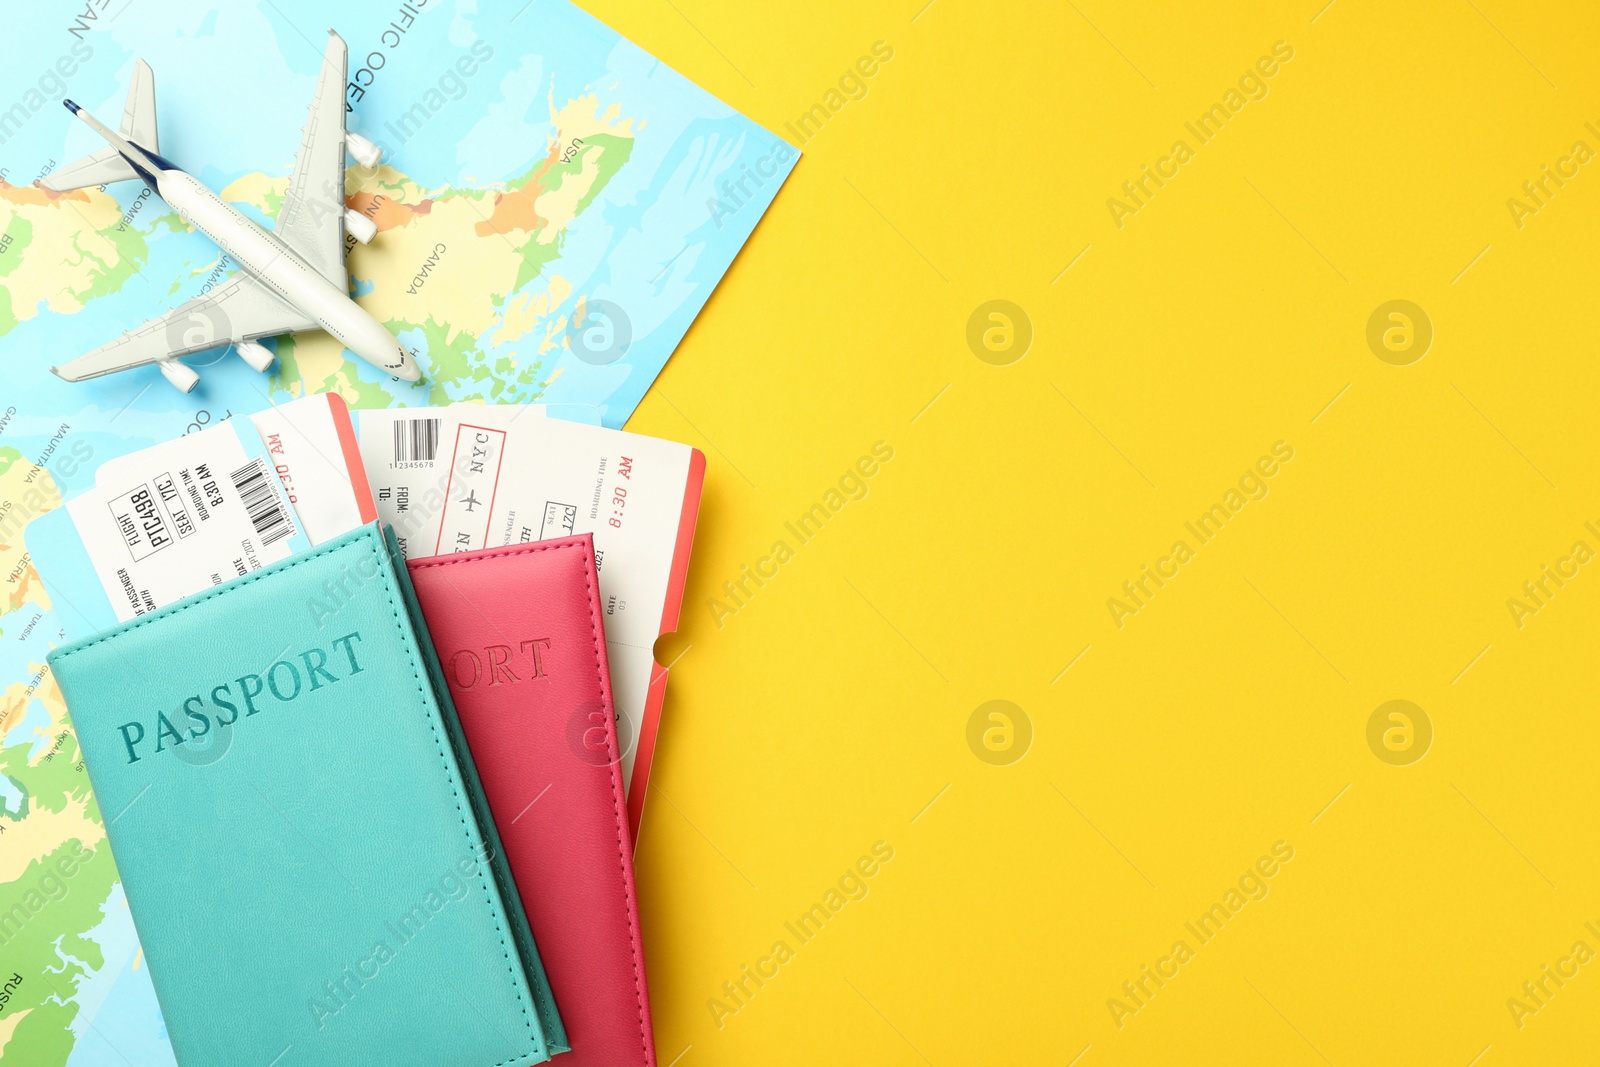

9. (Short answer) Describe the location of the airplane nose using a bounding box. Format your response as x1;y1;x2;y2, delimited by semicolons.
394;346;423;382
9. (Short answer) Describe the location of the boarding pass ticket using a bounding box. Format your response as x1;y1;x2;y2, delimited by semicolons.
355;404;598;557
357;403;705;803
30;395;376;643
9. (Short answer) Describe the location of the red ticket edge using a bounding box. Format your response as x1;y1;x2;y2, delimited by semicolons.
626;447;706;843
327;395;379;524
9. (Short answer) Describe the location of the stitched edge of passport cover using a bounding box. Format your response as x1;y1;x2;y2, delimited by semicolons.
409;537;654;1065
48;523;551;1066
385;526;569;1052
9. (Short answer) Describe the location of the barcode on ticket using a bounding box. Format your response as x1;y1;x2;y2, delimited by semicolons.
392;418;441;464
229;458;295;546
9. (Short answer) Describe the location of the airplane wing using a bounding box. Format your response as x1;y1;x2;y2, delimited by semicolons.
274;31;349;289
51;275;316;382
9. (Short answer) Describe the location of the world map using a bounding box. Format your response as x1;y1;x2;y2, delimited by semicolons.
0;1;793;1062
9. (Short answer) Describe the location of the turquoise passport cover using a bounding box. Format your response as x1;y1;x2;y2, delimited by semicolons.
47;523;566;1066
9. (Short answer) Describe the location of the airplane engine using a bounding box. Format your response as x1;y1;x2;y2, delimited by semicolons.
346;131;383;169
237;340;276;372
345;208;378;244
157;358;200;392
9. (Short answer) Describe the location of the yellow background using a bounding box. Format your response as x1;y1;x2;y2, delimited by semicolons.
603;0;1600;1063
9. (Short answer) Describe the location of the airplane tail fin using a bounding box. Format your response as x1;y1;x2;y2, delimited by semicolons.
38;60;158;192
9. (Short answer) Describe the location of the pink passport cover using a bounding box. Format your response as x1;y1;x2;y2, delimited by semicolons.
407;535;656;1067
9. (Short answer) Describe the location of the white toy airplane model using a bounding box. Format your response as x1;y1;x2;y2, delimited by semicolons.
40;30;421;391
